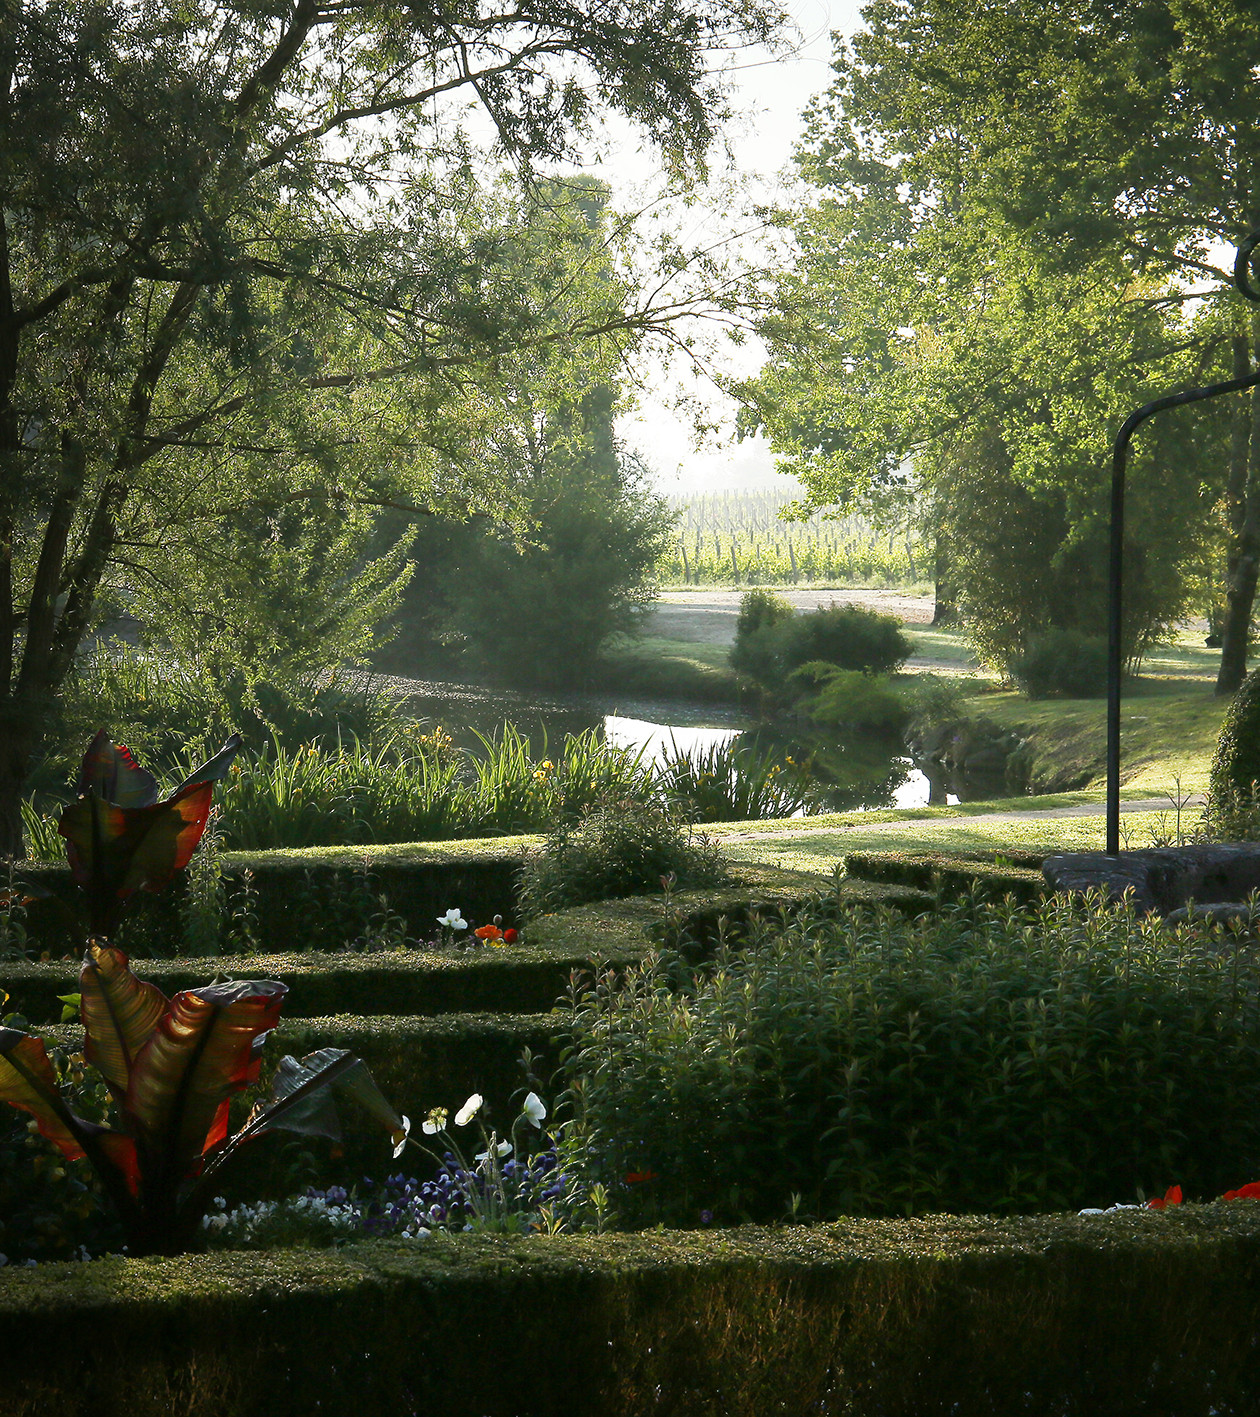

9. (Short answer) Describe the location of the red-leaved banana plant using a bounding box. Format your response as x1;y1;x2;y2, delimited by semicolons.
0;734;409;1254
0;945;408;1254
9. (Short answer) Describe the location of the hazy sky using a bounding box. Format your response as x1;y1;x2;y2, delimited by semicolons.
615;0;867;496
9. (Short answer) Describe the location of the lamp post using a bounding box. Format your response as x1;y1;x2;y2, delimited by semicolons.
1106;232;1260;855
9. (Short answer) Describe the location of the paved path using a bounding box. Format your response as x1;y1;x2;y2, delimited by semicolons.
715;796;1206;841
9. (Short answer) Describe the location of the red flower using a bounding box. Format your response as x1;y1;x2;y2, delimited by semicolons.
1147;1184;1183;1209
474;924;503;942
503;928;518;944
1222;1181;1260;1201
624;1170;658;1185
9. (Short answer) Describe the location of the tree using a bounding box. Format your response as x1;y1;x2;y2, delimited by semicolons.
739;0;1244;676
761;0;1260;691
0;0;789;856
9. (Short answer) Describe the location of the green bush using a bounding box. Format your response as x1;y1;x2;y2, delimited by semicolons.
561;891;1260;1227
1011;628;1109;699
1210;666;1260;839
517;797;729;917
730;600;911;697
793;664;908;736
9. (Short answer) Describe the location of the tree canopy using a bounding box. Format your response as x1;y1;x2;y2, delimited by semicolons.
0;0;789;854
740;0;1259;677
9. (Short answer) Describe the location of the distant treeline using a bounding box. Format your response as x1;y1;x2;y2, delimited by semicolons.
656;489;923;587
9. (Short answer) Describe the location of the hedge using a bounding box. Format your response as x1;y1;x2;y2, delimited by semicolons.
843;849;1047;904
2;1206;1259;1416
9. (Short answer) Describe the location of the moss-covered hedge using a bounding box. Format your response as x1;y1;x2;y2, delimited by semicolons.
10;840;533;956
3;1206;1260;1416
843;849;1046;904
2;861;925;1023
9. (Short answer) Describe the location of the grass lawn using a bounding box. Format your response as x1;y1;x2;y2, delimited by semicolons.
596;636;741;703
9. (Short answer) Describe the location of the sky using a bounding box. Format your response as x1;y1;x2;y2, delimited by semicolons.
613;0;868;496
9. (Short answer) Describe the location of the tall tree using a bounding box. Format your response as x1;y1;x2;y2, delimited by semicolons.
0;0;788;856
740;0;1244;673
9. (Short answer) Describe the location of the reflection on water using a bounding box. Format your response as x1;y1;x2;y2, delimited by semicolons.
392;680;1003;815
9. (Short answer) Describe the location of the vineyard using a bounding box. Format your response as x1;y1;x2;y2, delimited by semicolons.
656;489;925;588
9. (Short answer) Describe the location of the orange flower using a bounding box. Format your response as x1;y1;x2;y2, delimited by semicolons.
474;924;503;942
1147;1184;1183;1209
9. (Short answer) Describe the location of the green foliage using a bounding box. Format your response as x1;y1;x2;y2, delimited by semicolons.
731;601;911;698
739;0;1234;676
0;0;791;857
735;588;794;640
561;891;1260;1226
792;666;909;736
1209;668;1260;839
1012;629;1110;699
517;797;729;917
657;739;824;822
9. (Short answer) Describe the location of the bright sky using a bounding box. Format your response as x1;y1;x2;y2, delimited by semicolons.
613;0;868;496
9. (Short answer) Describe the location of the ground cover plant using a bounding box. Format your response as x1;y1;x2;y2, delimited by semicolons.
560;888;1260;1228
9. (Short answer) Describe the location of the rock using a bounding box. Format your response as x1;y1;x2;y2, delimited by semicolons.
1043;845;1260;916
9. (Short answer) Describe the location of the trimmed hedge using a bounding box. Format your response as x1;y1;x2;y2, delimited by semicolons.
843;848;1046;904
2;1207;1260;1415
10;841;532;956
1;862;925;1022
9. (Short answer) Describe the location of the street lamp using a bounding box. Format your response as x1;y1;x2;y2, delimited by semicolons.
1106;232;1260;854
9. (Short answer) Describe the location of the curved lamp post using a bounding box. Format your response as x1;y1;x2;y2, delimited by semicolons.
1106;231;1260;854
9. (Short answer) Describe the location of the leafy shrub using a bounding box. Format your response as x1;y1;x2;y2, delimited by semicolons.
561;891;1260;1226
735;589;794;641
730;601;911;697
792;665;908;737
1210;666;1260;839
1011;628;1109;699
517;796;729;917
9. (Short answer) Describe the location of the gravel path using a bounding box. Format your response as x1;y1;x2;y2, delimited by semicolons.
645;587;936;647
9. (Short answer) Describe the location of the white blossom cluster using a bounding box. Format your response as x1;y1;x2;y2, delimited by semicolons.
201;1192;432;1246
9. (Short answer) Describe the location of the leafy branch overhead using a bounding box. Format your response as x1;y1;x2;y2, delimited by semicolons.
0;0;791;857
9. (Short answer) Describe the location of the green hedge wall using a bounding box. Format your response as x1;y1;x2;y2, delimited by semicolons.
843;849;1047;904
2;1207;1259;1416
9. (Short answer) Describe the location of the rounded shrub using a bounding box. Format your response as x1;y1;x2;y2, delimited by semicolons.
562;891;1260;1226
1011;629;1109;699
517;795;729;917
780;603;911;677
1209;665;1260;839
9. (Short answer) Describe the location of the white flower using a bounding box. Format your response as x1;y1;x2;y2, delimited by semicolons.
392;1115;411;1159
421;1107;448;1135
454;1093;483;1126
476;1139;513;1162
437;908;467;930
522;1092;547;1128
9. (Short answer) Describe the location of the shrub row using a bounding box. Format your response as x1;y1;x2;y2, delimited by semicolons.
3;1207;1260;1416
843;848;1047;903
561;892;1260;1225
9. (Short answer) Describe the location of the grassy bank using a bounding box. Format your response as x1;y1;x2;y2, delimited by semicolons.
595;636;742;703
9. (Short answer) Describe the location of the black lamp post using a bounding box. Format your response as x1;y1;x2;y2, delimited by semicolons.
1106;232;1260;855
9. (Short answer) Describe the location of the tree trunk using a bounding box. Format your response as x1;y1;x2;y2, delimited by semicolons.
0;700;37;859
931;531;957;626
1216;322;1260;695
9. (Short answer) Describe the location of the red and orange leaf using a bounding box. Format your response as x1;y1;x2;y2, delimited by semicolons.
0;1028;87;1163
126;979;287;1169
118;781;215;896
79;944;169;1095
76;731;160;809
